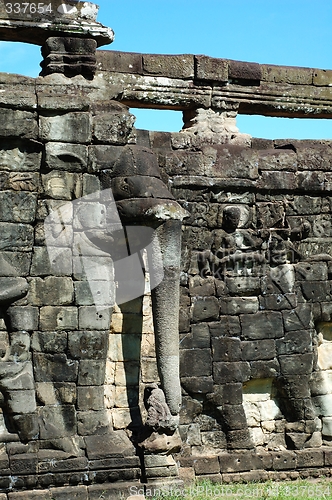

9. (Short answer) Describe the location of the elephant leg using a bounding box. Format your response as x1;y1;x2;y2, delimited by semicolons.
147;219;182;421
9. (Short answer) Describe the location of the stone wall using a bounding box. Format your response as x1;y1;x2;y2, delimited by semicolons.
0;32;332;497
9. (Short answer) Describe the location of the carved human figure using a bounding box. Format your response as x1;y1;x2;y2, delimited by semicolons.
0;278;38;442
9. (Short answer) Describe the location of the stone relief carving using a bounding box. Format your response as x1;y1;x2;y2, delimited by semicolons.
193;200;332;450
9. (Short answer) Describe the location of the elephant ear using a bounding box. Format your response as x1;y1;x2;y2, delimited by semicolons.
44;188;164;309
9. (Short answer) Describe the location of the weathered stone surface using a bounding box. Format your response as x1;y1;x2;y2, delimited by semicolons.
41;171;82;200
212;337;241;361
213;362;250;384
97;50;143;74
228;60;261;81
31;331;67;353
0;222;33;250
195;56;228;82
68;330;108;359
143;54;194;79
39;306;78;331
241;339;276;360
45;142;88;172
191;296;219;322
220;297;259;315
39;113;92;143
34;353;78;382
240;311;284;339
180;349;212;377
262;64;313;84
78;359;106;385
93;111;135;145
28;277;74;305
0;109;37;139
38;406;76;439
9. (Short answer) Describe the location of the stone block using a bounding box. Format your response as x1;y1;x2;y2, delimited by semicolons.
180;349;212;377
272;451;297;470
0;137;42;172
73;255;114;280
213;361;250;384
295;261;328;281
240;311;284;339
258;171;297;190
277;375;311;399
181;377;213;395
34;353;78;382
227;429;252;449
8;493;50;500
180;323;210;349
191;296;219;322
68;330;108;360
41;171;82;200
301;281;330;301
0;251;31;276
212;337;241;361
93;112;135;145
78;359;106;386
84;431;135;459
220;297;259;315
38;406;76;439
7;390;36;414
7;306;38;331
195;55;228;82
143;54;194;78
279;353;314;375
114;362;139;386
219;452;255;472
0;191;37;223
241;339;276;361
96;49;142;74
88;144;127;174
0;361;35;390
30;246;72;276
77;410;109;436
262;64;313;84
88;482;141;500
82;173;100;197
108;334;141;362
50;486;88;500
228;60;261;81
250;359;280;378
31;332;67;353
194;456;220;475
296;449;324;468
0;109;37;139
209;316;241;337
39;112;92;143
0;222;33;251
259;293;297;310
73;201;106;230
225;277;261;296
74;280;115;307
276;330;312;355
28;277;74;306
78;306;112;330
221;404;248;431
114;385;138;408
77;386;104;411
314;69;332;86
282;304;313;331
36;382;76;405
45;142;88;172
39;306;78;331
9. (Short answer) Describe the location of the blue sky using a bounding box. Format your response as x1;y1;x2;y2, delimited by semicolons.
1;0;332;139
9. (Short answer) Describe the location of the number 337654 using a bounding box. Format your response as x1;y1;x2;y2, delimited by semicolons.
5;3;53;14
